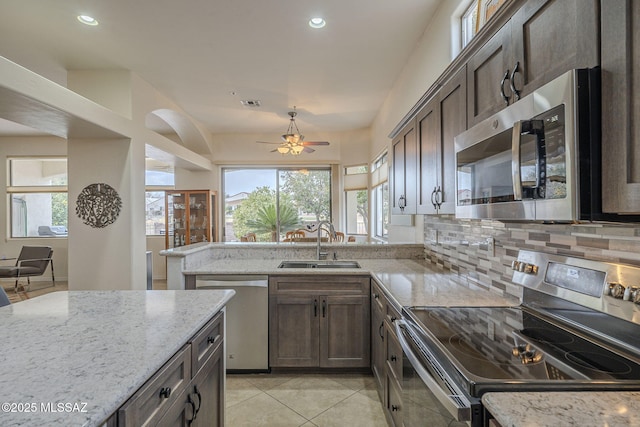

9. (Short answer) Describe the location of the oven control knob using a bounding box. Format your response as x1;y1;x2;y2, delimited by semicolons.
523;263;538;275
512;343;530;358
623;286;638;301
611;283;626;299
511;261;521;271
520;349;543;365
631;288;640;304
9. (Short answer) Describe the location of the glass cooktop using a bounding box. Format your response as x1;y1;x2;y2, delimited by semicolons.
406;306;640;384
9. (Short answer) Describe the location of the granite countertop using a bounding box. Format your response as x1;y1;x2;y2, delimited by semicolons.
482;391;640;427
185;258;519;309
0;290;235;427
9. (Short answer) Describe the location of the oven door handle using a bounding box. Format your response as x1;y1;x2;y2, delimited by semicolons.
394;319;471;422
511;120;523;201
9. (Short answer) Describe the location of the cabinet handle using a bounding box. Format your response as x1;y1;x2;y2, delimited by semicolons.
159;387;172;399
187;394;197;424
193;385;202;416
392;405;399;412
314;299;318;317
322;300;326;318
510;61;521;101
379;322;385;340
398;195;406;211
391;355;397;362
435;185;443;209
431;187;438;210
207;334;220;345
500;69;511;105
373;293;379;299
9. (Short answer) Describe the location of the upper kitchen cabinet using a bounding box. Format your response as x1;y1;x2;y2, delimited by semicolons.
417;67;467;215
601;0;640;214
165;190;216;249
468;0;599;126
391;119;418;214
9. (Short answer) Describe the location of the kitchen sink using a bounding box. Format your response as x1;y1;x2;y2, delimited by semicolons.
278;261;361;269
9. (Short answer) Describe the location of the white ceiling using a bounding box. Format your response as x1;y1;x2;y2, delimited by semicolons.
0;0;443;137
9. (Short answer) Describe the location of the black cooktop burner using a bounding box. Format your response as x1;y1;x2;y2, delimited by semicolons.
565;351;633;375
520;327;575;345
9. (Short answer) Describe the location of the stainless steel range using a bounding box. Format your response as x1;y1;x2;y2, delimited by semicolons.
396;250;640;427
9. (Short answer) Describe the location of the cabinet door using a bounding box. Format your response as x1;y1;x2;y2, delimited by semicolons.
166;192;187;249
601;0;640;213
371;286;386;398
467;21;512;126
269;294;319;367
391;119;417;214
416;97;440;215
191;342;224;427
320;294;370;368
510;0;599;99
437;67;467;214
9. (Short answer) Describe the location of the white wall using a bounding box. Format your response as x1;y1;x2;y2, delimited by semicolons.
370;0;465;243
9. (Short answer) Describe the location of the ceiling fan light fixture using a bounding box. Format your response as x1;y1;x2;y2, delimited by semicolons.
277;146;290;154
282;133;303;145
291;145;305;155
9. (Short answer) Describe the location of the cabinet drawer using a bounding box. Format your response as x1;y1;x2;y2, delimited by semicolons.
118;345;191;426
191;311;224;376
269;275;370;294
386;374;403;427
386;325;402;383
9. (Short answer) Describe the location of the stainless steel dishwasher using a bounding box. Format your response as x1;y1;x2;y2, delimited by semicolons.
195;274;269;372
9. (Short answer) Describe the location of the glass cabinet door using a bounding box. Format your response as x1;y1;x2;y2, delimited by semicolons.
165;190;212;249
188;191;210;244
166;192;187;248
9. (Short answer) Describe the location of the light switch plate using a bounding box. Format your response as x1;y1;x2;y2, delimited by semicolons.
486;237;495;257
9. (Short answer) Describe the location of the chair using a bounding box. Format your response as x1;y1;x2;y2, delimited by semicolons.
0;246;55;293
240;232;257;242
285;230;305;241
332;231;345;242
0;286;10;307
347;235;356;242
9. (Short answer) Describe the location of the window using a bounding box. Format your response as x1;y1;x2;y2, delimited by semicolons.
344;164;368;236
222;167;331;242
370;153;389;240
8;158;68;238
145;165;175;236
461;0;479;49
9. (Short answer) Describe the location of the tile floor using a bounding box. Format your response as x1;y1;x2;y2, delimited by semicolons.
226;373;388;427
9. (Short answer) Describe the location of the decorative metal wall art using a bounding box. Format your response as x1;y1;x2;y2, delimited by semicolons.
75;183;122;228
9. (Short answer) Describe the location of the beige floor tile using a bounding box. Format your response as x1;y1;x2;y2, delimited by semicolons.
225;392;309;427
267;376;357;419
225;376;263;408
358;387;384;404
310;391;388;427
323;374;377;391
242;373;298;391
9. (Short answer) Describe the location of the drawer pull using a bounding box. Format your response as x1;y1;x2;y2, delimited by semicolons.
391;355;397;362
392;405;399;412
159;387;172;399
207;335;220;345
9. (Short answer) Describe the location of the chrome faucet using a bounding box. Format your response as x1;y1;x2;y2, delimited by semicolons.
315;221;336;260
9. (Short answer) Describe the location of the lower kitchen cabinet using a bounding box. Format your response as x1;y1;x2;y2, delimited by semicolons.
371;279;403;426
269;275;371;369
116;311;225;426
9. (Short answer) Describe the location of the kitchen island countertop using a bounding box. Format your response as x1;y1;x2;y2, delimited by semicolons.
0;289;234;427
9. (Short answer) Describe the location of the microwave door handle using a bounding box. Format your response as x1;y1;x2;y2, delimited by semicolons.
511;121;523;201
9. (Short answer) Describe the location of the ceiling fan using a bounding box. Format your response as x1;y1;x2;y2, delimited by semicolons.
257;107;329;155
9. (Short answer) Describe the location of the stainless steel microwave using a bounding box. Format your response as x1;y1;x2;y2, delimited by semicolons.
454;68;600;221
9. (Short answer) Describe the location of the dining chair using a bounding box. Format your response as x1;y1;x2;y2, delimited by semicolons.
332;231;345;242
0;246;55;293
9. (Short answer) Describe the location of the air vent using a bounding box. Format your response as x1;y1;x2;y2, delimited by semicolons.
240;100;262;107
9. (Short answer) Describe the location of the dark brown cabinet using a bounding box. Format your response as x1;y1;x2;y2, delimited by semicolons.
391;119;418;214
601;0;640;214
467;0;599;126
165;190;216;249
269;275;370;369
371;280;403;427
417;67;466;214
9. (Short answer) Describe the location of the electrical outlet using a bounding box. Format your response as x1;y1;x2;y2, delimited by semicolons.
427;229;438;244
486;237;495;257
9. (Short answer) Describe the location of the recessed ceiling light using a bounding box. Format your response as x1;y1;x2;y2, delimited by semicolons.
77;15;99;26
308;17;326;29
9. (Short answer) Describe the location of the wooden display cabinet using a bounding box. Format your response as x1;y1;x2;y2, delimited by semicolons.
165;190;217;249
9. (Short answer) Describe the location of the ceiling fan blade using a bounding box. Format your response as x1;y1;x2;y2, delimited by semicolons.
256;141;281;144
303;147;316;153
302;141;330;146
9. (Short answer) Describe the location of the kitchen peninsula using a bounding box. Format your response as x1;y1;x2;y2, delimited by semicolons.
0;289;234;427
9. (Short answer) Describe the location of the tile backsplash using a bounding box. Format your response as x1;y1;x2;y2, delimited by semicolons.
423;215;640;300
